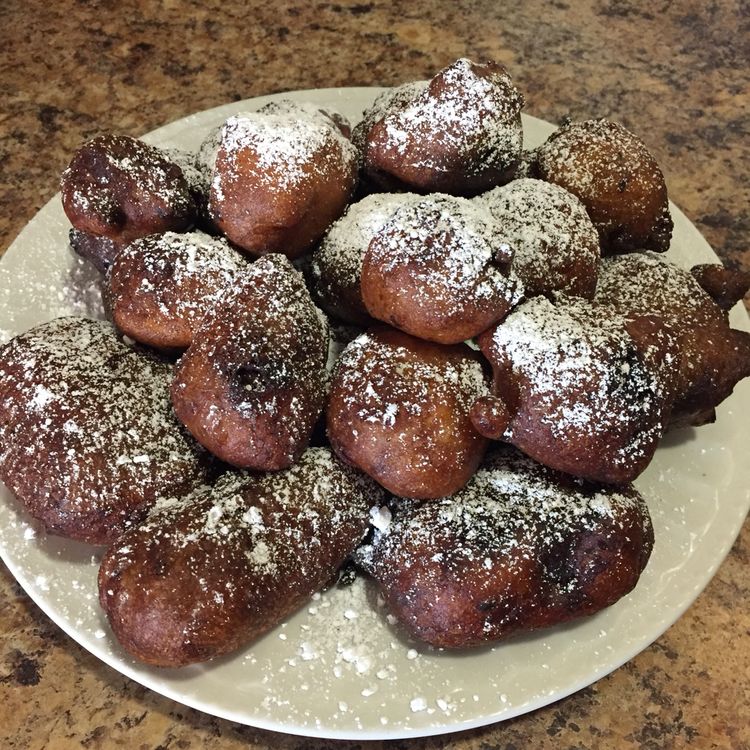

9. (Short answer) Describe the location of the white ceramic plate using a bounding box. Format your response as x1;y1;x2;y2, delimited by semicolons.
0;89;748;741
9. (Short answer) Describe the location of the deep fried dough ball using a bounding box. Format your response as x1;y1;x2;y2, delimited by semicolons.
475;295;677;484
0;317;209;544
171;254;329;470
60;134;196;245
207;105;358;259
107;231;248;350
534;119;673;255
99;448;383;667
311;193;421;326
480;178;600;298
357;58;524;196
361;195;522;344
359;447;653;649
595;253;750;427
327;327;490;498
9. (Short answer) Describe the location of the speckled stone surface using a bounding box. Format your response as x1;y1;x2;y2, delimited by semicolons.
1;0;748;748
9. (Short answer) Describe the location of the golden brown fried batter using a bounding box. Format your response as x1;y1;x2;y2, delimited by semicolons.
327;327;490;498
356;58;524;196
534;119;672;255
479;178;600;298
475;295;677;484
0;318;209;544
171;254;329;470
99;448;383;667
360;447;653;649
207;104;358;259
107;231;248;351
596;254;750;427
361;195;522;344
61;134;196;245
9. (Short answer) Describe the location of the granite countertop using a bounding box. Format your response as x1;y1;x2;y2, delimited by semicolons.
1;1;747;748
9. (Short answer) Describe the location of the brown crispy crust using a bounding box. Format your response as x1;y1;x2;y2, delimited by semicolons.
327;327;490;498
364;448;653;648
98;449;382;667
0;318;209;544
535;119;673;255
171;254;328;470
60;134;196;244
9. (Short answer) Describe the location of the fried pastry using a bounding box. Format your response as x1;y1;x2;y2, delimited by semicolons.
360;447;653;649
595;253;750;427
480;178;600;298
361;195;523;344
106;230;248;350
171;254;329;470
207;105;358;258
0;317;209;544
474;295;677;484
357;58;524;195
61;134;196;245
311;192;421;326
327;328;490;498
534;119;673;255
99;448;383;667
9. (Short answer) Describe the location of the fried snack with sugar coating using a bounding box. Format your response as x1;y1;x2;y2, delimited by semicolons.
327;328;490;498
356;58;524;196
534;119;672;255
475;295;677;484
171;254;329;470
207;104;358;259
479;178;600;299
361;195;522;344
0;317;209;544
359;447;653;648
596;253;750;427
107;231;248;350
61;134;196;245
99;448;383;667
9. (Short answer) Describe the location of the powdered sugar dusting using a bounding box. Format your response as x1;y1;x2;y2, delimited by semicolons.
311;193;421;323
372;59;523;177
210;107;357;202
480;178;600;298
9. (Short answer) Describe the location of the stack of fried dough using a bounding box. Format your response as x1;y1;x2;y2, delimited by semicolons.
1;58;748;667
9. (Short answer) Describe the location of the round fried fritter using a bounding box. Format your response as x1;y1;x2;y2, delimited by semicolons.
99;448;384;667
361;195;523;344
359;447;653;649
311;192;421;326
171;254;329;470
60;134;196;245
207;106;358;259
107;231;248;350
534;119;673;255
327;327;490;499
480;178;600;298
357;58;524;196
0;317;209;544
595;253;750;427
476;295;677;484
